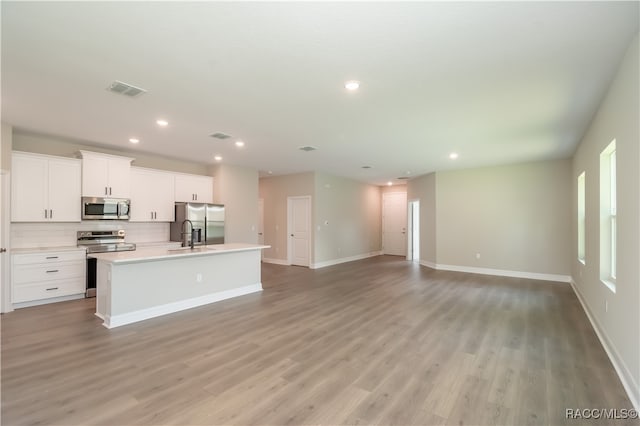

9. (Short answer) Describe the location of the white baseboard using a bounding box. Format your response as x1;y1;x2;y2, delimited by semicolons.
419;260;437;269
569;279;639;411
419;261;571;283
99;283;263;329
13;293;85;309
310;251;382;269
262;257;289;266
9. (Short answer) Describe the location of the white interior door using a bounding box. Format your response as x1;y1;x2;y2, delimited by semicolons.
408;200;420;261
383;192;407;256
288;196;311;267
258;198;264;259
1;170;11;313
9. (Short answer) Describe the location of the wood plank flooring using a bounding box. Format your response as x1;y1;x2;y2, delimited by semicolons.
1;255;635;425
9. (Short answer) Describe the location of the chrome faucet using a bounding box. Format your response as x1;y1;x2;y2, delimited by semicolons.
181;219;195;249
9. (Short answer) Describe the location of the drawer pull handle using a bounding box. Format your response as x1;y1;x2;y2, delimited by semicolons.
45;256;59;259
46;269;59;273
46;287;59;291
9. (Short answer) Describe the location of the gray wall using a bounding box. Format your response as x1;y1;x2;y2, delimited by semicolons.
210;163;259;244
258;173;315;261
407;172;436;264
436;160;571;275
1;123;12;171
314;172;381;263
12;130;209;175
572;34;639;404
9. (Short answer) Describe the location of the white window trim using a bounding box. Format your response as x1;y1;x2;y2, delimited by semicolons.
599;139;616;293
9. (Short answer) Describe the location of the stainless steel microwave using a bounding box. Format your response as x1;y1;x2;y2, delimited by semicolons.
82;197;130;220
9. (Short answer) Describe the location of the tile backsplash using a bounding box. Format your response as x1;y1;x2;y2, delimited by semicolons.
11;221;170;249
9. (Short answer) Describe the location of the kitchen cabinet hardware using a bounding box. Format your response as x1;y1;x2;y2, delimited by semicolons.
46;270;59;273
46;287;59;291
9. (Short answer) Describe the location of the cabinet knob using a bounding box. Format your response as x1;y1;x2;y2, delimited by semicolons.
0;248;6;253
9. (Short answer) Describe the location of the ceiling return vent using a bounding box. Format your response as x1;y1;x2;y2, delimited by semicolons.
210;132;232;140
107;80;147;97
298;146;318;152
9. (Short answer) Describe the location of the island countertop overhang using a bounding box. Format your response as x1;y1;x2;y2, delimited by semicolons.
89;243;269;265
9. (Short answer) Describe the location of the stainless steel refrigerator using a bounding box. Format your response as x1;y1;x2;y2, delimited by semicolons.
170;203;225;246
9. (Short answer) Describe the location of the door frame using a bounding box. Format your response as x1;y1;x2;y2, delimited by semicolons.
407;199;420;261
287;195;312;267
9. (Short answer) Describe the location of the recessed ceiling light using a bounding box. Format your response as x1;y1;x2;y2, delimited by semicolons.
387;181;393;186
235;140;245;147
406;171;411;175
129;138;139;144
268;171;273;175
449;152;459;159
345;80;360;91
214;155;222;161
156;119;168;127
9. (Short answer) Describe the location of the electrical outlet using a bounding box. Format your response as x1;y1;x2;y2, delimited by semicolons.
196;273;203;283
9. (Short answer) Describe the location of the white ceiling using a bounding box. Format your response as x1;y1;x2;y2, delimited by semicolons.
2;2;638;185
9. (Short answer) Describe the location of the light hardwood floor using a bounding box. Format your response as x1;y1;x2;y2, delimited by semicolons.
1;256;635;425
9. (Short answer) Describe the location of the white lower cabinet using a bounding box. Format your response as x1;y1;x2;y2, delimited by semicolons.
12;249;86;305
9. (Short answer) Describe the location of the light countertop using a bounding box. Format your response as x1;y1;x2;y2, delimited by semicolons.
12;246;87;254
89;243;270;265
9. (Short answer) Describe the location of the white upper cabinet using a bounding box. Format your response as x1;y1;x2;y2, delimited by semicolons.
174;173;213;204
11;152;81;222
130;167;175;222
79;150;133;198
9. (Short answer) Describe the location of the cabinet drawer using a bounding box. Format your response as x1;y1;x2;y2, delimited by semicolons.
13;261;85;285
13;251;85;265
13;279;85;303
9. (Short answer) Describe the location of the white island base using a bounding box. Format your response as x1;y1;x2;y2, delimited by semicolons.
92;244;269;328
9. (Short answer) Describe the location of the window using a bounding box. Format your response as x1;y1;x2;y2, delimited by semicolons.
577;171;585;263
599;140;616;292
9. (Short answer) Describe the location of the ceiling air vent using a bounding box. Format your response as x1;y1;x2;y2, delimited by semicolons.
107;80;147;97
210;132;231;140
299;146;318;152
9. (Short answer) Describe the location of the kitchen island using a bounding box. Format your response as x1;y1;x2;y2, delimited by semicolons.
90;243;269;328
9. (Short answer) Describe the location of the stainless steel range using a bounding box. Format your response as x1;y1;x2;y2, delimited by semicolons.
77;230;136;297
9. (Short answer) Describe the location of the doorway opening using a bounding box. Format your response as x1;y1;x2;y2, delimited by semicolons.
407;200;420;262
